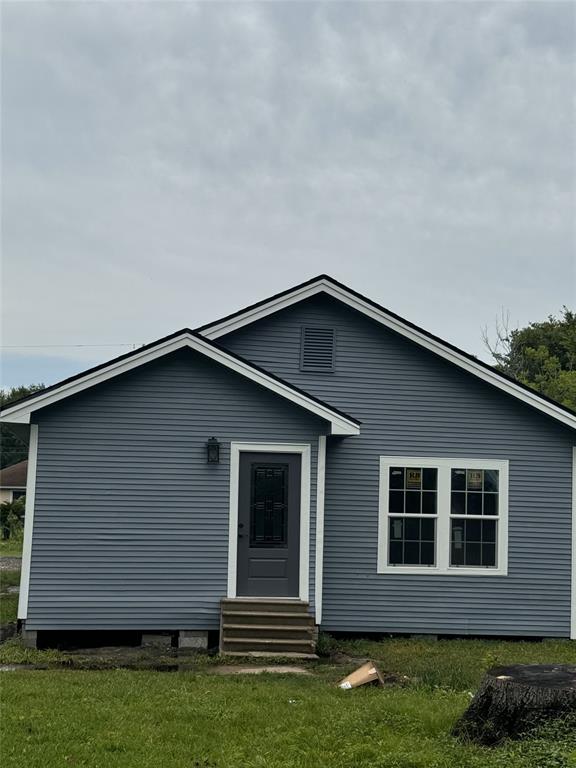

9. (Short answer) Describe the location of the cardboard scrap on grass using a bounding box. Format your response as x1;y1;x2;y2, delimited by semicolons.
338;661;386;690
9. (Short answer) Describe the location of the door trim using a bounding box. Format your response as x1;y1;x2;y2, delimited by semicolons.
228;442;311;601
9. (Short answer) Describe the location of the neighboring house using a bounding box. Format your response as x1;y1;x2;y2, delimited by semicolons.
1;275;575;652
0;460;27;504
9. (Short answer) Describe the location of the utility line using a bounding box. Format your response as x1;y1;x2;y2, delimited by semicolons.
1;343;142;349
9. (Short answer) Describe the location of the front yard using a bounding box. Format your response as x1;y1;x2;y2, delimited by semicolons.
1;636;575;768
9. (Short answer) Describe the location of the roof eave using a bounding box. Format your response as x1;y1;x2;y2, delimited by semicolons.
0;330;360;436
198;276;576;432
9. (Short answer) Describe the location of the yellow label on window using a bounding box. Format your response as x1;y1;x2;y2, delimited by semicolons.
467;470;482;490
406;469;422;489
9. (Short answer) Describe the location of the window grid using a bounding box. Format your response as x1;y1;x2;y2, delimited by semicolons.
450;469;500;568
378;458;508;576
387;467;438;567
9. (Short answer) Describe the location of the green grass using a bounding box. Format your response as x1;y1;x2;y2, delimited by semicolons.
0;635;574;766
325;635;576;690
0;569;20;625
1;669;575;768
0;536;23;557
0;637;66;666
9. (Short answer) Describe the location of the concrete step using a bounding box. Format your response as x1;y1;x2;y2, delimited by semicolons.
221;599;309;614
221;637;316;654
223;624;313;641
220;597;316;655
221;611;314;627
223;651;319;660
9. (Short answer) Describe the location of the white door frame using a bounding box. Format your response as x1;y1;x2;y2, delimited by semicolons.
228;442;311;601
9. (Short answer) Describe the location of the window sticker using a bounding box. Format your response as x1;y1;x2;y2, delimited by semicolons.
467;469;482;491
406;469;422;489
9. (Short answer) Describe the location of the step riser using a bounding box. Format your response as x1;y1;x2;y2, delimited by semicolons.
222;642;315;654
222;613;314;628
224;627;313;641
221;601;309;614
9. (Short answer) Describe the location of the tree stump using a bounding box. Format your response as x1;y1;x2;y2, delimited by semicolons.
452;664;576;746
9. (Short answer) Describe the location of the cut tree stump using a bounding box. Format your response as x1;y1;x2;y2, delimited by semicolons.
452;664;576;746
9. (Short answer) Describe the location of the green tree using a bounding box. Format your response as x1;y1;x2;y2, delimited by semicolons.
0;384;45;469
484;308;576;411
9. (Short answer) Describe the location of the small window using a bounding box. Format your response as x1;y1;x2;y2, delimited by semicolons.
300;327;335;371
11;490;26;501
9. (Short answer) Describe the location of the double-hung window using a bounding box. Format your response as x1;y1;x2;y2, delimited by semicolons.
378;457;508;575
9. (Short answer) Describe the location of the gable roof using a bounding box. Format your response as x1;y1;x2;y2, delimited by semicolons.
198;274;576;432
0;460;28;489
0;329;360;436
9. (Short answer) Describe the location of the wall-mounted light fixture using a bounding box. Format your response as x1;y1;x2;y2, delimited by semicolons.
206;437;220;464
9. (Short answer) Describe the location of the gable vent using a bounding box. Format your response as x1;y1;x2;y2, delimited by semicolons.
300;327;335;372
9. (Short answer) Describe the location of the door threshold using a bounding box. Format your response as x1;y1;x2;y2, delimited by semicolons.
226;597;306;602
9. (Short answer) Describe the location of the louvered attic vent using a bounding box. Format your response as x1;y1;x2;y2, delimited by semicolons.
300;327;335;372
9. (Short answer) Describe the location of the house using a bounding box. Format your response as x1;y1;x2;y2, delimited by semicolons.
1;275;575;652
0;460;28;504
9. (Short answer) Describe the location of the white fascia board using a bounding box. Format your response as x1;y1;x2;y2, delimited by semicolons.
201;280;576;432
0;332;359;436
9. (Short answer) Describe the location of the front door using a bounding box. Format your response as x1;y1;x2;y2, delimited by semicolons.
236;452;301;597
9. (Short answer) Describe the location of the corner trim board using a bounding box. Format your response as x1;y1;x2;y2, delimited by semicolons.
314;435;327;624
571;447;576;639
227;442;312;602
18;424;38;620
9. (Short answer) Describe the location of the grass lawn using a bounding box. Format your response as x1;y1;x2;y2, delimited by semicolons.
0;537;23;557
327;635;576;690
1;669;575;768
1;637;575;768
0;570;20;625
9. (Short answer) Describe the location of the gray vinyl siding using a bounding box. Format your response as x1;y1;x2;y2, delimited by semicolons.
27;349;325;631
221;295;575;637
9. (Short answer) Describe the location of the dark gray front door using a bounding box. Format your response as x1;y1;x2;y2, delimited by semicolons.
236;452;301;597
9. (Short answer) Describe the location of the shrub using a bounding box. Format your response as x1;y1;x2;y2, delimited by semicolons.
0;497;25;540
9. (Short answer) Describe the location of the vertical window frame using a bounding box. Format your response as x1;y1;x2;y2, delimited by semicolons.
377;457;509;576
387;466;439;567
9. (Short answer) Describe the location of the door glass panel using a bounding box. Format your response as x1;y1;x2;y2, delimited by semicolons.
250;464;288;548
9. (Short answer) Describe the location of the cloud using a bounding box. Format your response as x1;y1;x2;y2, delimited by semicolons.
1;1;574;385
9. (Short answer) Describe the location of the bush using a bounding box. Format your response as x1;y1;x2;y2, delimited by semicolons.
0;497;25;540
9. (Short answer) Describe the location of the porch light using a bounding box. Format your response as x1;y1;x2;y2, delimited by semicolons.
206;437;220;464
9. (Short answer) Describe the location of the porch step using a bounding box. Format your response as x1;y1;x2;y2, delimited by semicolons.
220;599;310;614
221;637;315;654
220;598;316;657
223;624;313;641
222;611;314;627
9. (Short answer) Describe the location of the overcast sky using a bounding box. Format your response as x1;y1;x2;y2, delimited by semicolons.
1;1;575;389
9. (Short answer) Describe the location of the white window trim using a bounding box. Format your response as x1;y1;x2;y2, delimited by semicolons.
377;456;509;576
227;442;311;601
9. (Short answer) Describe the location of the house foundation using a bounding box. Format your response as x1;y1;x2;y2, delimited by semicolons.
20;623;37;649
178;630;209;650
